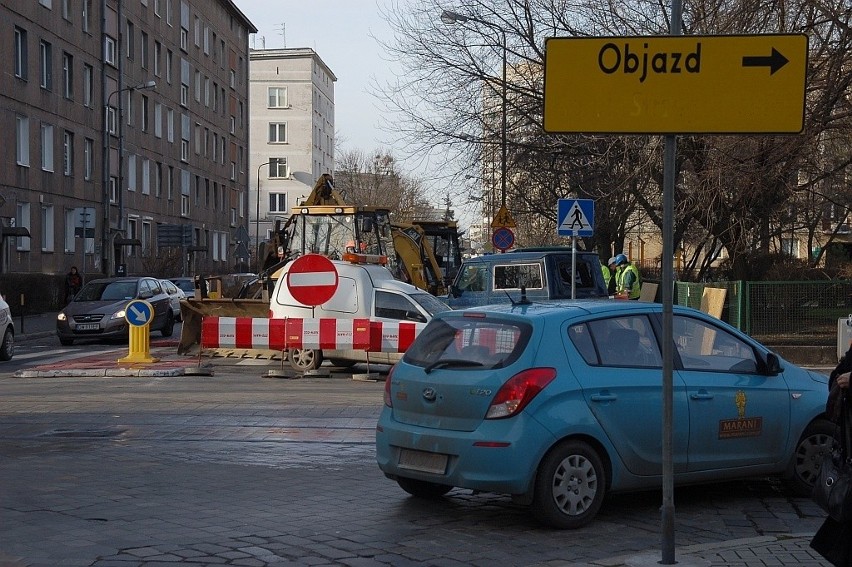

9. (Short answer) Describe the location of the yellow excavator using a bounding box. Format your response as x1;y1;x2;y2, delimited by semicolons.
178;174;456;353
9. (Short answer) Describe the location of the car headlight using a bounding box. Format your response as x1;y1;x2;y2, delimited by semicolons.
57;313;67;321
111;309;126;320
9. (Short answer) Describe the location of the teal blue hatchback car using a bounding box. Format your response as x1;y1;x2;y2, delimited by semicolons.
375;300;833;529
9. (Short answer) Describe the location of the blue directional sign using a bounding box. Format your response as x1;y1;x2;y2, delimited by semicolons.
557;199;595;237
124;299;154;327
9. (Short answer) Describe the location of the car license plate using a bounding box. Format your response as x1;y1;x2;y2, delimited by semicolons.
75;323;99;331
398;449;448;474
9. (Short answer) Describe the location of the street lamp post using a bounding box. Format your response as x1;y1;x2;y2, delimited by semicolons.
255;161;271;273
441;10;507;209
102;80;156;275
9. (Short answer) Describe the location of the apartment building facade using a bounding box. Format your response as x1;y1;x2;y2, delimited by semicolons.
1;0;255;279
248;48;335;257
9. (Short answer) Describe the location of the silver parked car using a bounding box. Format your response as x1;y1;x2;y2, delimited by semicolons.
56;277;174;346
160;279;186;322
0;292;14;360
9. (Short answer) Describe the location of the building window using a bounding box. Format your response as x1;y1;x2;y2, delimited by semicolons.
109;176;118;203
41;205;55;252
194;70;201;102
106;106;117;135
83;0;91;32
194;16;200;46
154;0;160;16
180;84;188;106
166;49;173;83
181;140;189;161
62;52;73;99
269;157;288;178
104;35;116;65
62;0;70;20
127;218;138;257
126;20;134;59
16;116;30;166
142;158;150;195
268;87;288;108
14;27;28;80
141;95;149;132
167;165;174;200
154;103;162;138
63;130;73;176
84;138;93;180
269;193;287;213
166;0;173;25
40;0;52;8
268;123;287;143
83;64;93;107
41;123;54;172
16;203;31;252
230;115;235;134
141;31;149;69
127;154;136;191
154;41;161;75
781;238;800;258
39;40;52;90
142;221;151;256
167;108;174;141
180;28;187;51
155;162;162;197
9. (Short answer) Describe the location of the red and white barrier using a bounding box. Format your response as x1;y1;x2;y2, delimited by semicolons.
200;317;425;353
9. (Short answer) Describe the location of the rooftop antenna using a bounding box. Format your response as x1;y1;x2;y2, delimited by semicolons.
276;23;286;47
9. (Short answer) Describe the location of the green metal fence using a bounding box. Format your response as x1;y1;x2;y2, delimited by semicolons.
673;280;852;345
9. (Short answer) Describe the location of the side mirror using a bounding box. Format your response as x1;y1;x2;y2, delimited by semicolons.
765;352;783;375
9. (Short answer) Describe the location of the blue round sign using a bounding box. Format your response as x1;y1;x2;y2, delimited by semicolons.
492;227;515;252
124;299;154;327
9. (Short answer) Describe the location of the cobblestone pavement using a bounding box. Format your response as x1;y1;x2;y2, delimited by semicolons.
0;357;837;566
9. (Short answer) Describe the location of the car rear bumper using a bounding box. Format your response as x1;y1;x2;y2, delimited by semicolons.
375;408;554;495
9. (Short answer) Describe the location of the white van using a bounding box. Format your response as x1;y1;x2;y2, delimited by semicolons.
270;258;451;371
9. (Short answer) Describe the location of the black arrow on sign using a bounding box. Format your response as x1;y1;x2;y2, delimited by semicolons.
742;48;789;75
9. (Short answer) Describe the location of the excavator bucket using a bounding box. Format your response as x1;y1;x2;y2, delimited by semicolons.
178;298;270;354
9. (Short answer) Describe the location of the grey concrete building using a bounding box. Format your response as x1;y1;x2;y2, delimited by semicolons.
248;48;335;266
1;0;256;280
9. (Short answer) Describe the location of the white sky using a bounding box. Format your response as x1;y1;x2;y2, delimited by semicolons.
237;0;402;154
236;0;478;228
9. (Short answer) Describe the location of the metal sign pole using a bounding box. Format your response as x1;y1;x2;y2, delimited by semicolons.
660;1;684;563
571;235;577;300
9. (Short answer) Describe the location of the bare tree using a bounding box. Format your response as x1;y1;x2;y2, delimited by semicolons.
377;0;852;279
334;149;433;221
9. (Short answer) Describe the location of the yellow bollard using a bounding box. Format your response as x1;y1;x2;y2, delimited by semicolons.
118;299;160;364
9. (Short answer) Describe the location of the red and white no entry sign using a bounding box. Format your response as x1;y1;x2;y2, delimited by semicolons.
286;254;339;306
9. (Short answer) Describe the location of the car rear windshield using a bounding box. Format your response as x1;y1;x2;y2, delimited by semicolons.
403;315;532;371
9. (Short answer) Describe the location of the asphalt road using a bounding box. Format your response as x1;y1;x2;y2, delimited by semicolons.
0;354;832;567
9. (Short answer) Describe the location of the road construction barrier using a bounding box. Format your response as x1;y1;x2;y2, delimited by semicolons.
200;317;425;353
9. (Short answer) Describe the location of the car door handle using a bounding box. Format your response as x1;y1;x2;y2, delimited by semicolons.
590;393;617;402
690;391;714;400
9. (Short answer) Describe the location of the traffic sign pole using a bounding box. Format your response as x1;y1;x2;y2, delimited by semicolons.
118;299;160;364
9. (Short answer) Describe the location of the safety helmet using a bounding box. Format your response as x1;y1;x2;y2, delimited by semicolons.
614;253;628;265
607;256;617;266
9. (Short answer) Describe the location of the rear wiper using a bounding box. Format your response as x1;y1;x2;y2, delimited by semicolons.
425;359;485;373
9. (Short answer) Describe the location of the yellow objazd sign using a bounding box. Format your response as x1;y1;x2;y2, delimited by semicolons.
491;205;516;228
543;34;808;134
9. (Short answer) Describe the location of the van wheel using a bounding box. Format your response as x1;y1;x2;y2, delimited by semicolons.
328;358;357;368
289;348;323;371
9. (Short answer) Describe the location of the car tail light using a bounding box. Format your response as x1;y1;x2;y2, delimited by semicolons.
486;368;556;419
383;366;395;407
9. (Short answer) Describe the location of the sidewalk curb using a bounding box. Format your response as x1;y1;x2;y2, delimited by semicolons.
14;367;188;378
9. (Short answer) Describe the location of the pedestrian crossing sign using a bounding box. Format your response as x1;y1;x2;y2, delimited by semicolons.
557;198;595;237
